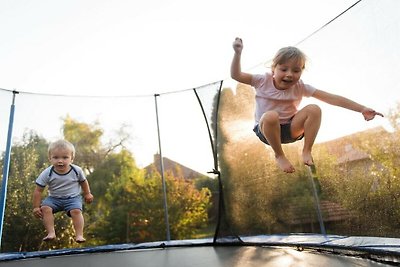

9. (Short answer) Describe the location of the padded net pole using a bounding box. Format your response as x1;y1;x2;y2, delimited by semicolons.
307;165;326;235
154;94;171;241
0;90;18;249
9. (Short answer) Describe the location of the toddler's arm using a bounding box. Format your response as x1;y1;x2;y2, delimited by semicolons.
80;180;94;204
32;185;44;218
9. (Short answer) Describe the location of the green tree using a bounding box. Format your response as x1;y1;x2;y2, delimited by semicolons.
350;105;400;237
165;170;211;240
62;115;129;174
1;131;78;251
62;115;105;174
92;150;211;244
309;103;400;237
2;132;90;251
87;149;144;244
1;116;129;251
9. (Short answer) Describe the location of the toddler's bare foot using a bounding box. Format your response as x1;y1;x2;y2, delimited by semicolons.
302;151;314;166
42;234;56;242
275;155;295;173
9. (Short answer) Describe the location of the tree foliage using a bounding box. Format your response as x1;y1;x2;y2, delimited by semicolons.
217;83;400;238
1;132;48;251
1;117;211;252
92;153;211;244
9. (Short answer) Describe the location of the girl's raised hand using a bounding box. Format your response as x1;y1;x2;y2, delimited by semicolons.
232;37;243;54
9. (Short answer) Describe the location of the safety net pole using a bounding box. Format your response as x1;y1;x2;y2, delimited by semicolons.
154;94;171;241
307;165;326;235
0;90;18;249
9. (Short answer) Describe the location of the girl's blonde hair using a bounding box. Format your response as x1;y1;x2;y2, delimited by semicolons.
271;46;307;70
48;139;75;159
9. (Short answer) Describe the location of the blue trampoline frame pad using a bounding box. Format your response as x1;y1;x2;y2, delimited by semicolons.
1;234;400;266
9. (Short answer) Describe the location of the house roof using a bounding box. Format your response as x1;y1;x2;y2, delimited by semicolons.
144;153;208;179
288;200;353;225
316;126;389;164
337;149;369;164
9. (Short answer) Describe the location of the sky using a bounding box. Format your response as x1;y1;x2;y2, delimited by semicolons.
1;0;399;173
1;0;364;96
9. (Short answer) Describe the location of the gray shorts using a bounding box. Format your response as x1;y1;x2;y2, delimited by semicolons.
253;121;304;145
42;195;82;217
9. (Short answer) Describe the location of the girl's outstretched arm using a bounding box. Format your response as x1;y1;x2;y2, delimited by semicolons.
231;37;252;85
312;89;384;121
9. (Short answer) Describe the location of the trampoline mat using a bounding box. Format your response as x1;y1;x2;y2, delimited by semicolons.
0;245;390;267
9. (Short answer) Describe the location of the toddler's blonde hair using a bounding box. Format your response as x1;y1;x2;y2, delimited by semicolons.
48;139;75;159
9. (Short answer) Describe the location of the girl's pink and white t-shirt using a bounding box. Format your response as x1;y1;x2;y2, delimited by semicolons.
251;72;316;124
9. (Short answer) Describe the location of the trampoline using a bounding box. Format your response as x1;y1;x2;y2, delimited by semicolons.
1;235;400;266
1;0;400;266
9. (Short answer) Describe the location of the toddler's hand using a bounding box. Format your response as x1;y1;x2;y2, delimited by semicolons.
84;193;94;204
33;207;42;219
233;37;243;54
362;108;384;121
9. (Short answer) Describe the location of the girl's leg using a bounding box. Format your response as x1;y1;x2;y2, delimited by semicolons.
260;111;295;173
41;206;56;241
70;209;86;243
291;104;322;166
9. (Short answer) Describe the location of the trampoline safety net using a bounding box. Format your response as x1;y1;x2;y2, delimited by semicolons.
0;0;400;265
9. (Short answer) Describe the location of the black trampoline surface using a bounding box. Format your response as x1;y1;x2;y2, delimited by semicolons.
0;245;392;267
1;234;400;266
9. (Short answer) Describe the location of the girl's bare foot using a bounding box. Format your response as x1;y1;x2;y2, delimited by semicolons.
42;234;56;242
75;236;86;243
275;155;295;173
302;151;314;166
